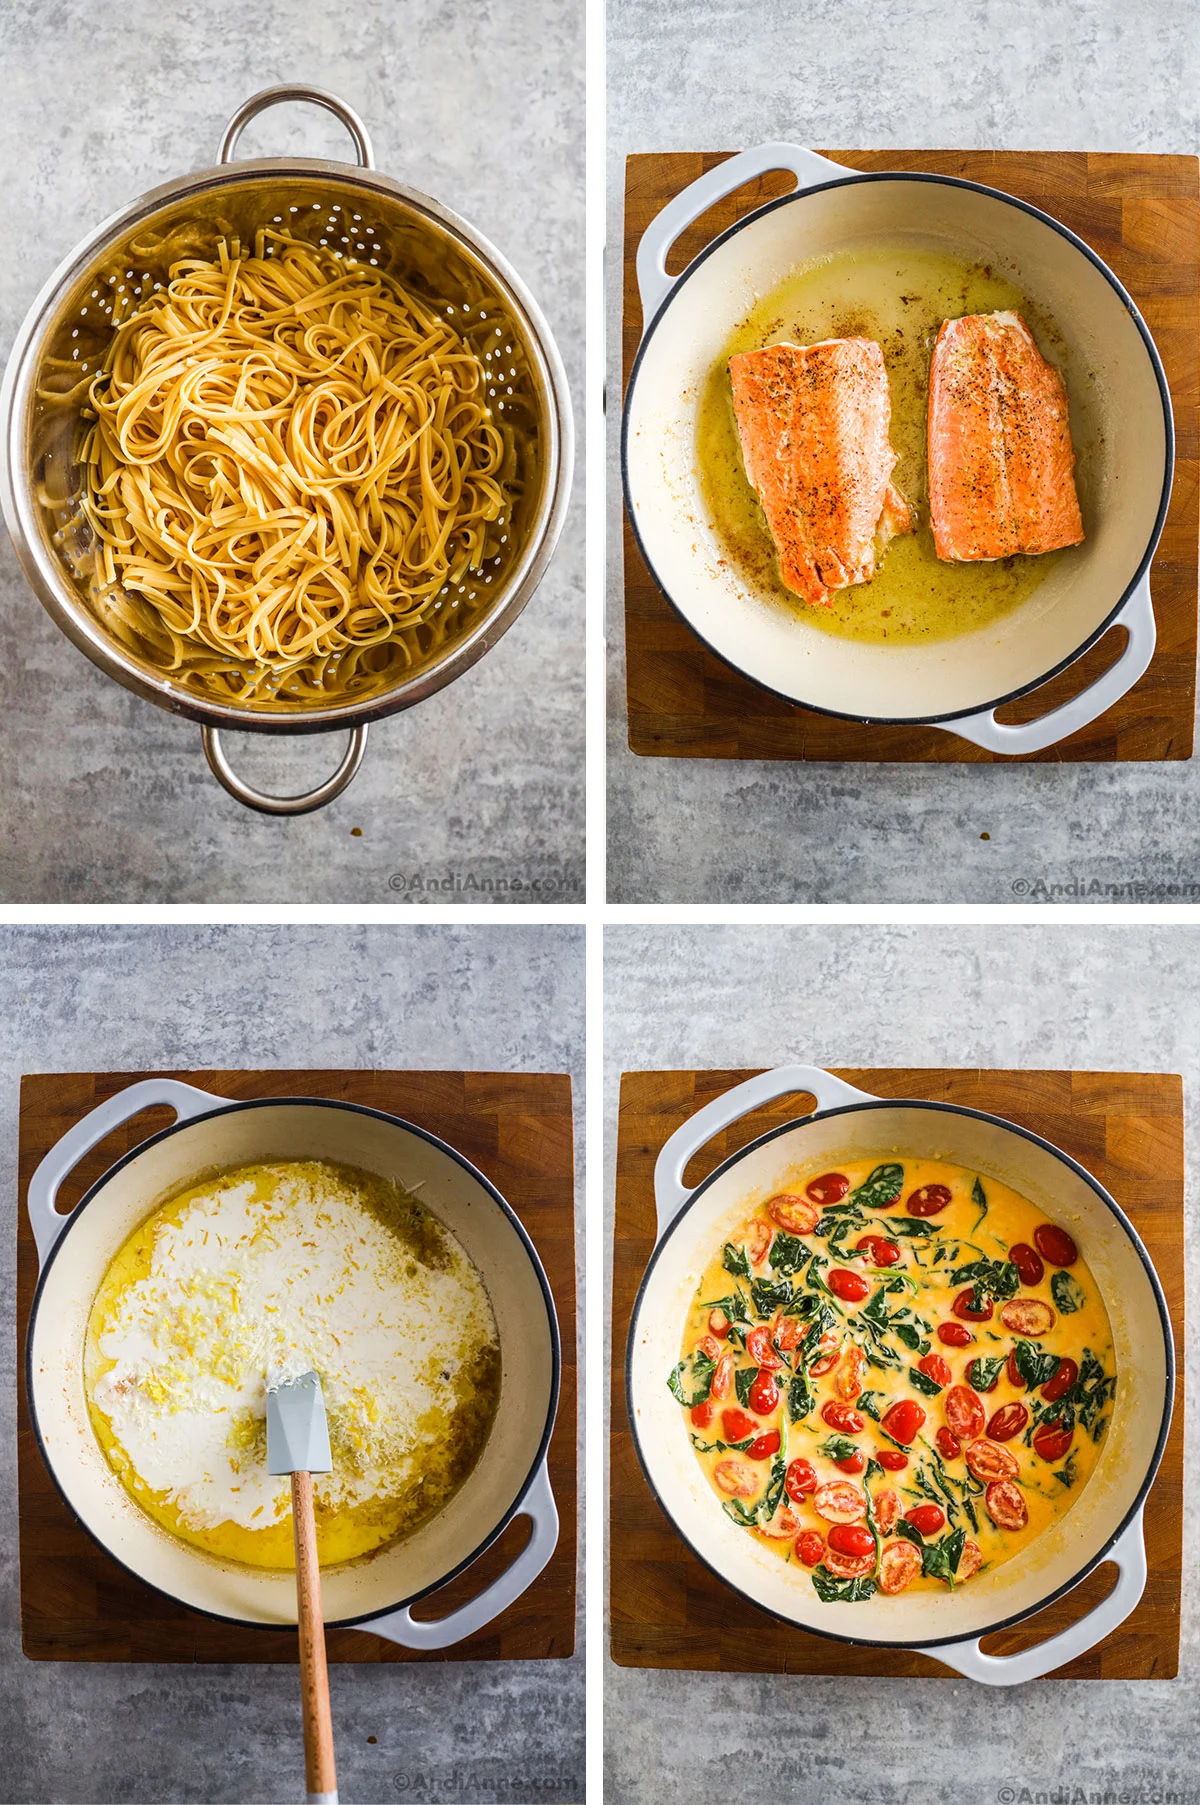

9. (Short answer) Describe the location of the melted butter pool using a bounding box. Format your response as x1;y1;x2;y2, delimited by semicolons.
696;242;1082;645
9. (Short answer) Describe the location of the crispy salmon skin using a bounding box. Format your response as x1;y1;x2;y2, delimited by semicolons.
727;337;912;606
928;310;1084;562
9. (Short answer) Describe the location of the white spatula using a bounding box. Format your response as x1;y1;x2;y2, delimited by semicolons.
267;1371;338;1805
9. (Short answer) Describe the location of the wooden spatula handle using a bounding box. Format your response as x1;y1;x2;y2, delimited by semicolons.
291;1469;338;1804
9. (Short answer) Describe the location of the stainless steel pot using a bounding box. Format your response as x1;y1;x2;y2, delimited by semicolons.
623;146;1173;755
0;87;573;814
626;1064;1173;1684
26;1078;560;1645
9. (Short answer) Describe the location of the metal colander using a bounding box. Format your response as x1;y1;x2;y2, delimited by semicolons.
0;87;573;813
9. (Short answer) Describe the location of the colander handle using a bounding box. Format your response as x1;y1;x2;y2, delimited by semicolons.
364;1460;559;1650
942;574;1156;756
218;84;375;169
202;724;368;816
918;1508;1148;1685
25;1077;221;1269
636;143;852;326
653;1064;878;1241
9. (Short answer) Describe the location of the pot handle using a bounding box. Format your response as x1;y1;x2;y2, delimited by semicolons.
202;724;368;816
653;1064;878;1242
218;84;375;169
918;1509;1147;1686
25;1077;221;1269
636;144;853;327
942;574;1156;756
364;1460;559;1651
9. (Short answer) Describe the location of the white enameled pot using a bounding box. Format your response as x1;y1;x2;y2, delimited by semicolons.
626;1064;1173;1684
26;1079;560;1648
622;146;1173;754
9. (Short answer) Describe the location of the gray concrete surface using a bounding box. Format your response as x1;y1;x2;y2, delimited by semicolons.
0;924;583;1804
607;0;1200;902
0;0;583;902
604;921;1200;1805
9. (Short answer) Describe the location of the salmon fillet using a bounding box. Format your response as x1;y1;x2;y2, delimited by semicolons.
928;310;1084;561
728;338;912;606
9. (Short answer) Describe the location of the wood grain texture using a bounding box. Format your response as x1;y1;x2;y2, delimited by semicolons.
610;1067;1183;1677
622;151;1199;762
290;1470;338;1798
17;1069;577;1664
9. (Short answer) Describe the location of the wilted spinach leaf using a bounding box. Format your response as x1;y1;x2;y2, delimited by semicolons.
908;1364;945;1396
967;1354;1006;1393
810;1564;878;1603
850;1163;904;1211
667;1351;716;1407
735;1366;758;1408
722;1242;751;1279
769;1232;809;1277
1011;1339;1060;1390
1051;1270;1086;1314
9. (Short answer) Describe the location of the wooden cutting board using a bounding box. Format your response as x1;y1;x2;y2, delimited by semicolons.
621;151;1199;762
611;1067;1183;1677
17;1068;577;1663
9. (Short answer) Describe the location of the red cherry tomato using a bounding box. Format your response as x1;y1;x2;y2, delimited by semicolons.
747;1219;772;1265
1000;1298;1056;1337
987;1402;1029;1442
809;1332;842;1376
747;1430;781;1460
935;1427;961;1461
907;1183;952;1217
965;1437;1020;1482
873;1488;901;1534
766;1192;820;1235
1006;1349;1025;1389
1009;1242;1045;1286
905;1503;946;1537
953;1287;994;1322
711;1354;735;1400
881;1398;927;1445
746;1325;784;1370
821;1400;864;1435
855;1235;901;1266
720;1408;758;1443
834;1343;866;1402
958;1540;983;1580
714;1459;757;1498
985;1479;1029;1531
784;1457;819;1501
828;1267;871;1303
1042;1356;1078;1403
697;1334;722;1361
918;1353;952;1388
1032;1420;1074;1463
944;1385;986;1441
878;1539;922;1594
775;1316;804;1351
795;1529;826;1567
813;1480;866;1522
806;1172;850;1207
877;1449;909;1471
823;1545;875;1578
690;1401;715;1429
827;1523;875;1558
708;1308;731;1339
1034;1222;1078;1267
749;1370;780;1416
937;1321;974;1348
835;1451;867;1474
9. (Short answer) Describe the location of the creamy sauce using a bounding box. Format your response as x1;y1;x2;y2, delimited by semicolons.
696;243;1083;644
675;1156;1115;1598
86;1160;500;1570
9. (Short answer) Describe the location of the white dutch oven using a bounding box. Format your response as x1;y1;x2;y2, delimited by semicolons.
626;1065;1173;1683
622;146;1174;755
26;1079;560;1647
